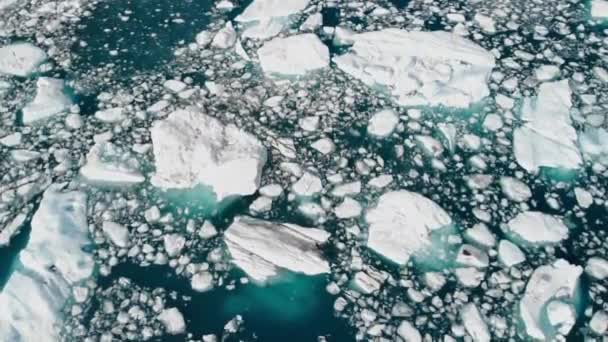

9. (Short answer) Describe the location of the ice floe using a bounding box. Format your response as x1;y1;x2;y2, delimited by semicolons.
0;186;93;340
513;80;582;173
22;77;73;125
591;0;608;19
80;141;145;185
224;216;330;283
257;34;329;78
333;29;495;108
0;43;47;77
519;259;582;340
461;303;491;342
235;0;310;39
365;190;452;265
367;109;399;138
158;308;186;335
504;211;569;246
150;108;267;201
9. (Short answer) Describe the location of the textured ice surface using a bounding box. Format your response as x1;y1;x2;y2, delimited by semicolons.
0;186;93;341
0;43;46;77
224;216;330;283
333;29;495;108
592;0;608;18
365;190;452;265
258;34;329;78
80;141;145;185
513;80;582;173
461;304;490;342
505;211;569;246
151;108;267;201
22;77;73;125
235;0;310;39
368;109;399;138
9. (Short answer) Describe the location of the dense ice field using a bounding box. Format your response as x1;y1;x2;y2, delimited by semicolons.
1;0;608;340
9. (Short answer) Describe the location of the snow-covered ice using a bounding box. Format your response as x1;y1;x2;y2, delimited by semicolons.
80;141;145;185
461;304;491;342
499;177;532;202
513;80;582;173
0;186;93;341
158;308;186;335
0;43;47;77
258;34;329;78
151;108;267;201
504;211;569;246
0;213;27;247
497;240;526;267
102;221;130;248
365;190;452;265
586;257;608;280
22;77;73;125
224;216;330;283
333;29;496;108
519;259;582;340
591;0;608;19
579;127;608;166
367;109;399;138
235;0;310;39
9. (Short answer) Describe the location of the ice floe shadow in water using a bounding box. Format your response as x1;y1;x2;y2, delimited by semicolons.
99;263;353;341
71;0;212;76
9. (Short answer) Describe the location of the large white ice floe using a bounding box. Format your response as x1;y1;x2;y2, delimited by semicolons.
365;190;452;265
0;185;93;341
513;80;582;174
461;303;491;342
22;77;73;125
150;108;267;201
0;43;47;77
257;34;329;78
591;0;608;19
333;29;496;108
235;0;310;39
519;259;583;340
80;141;145;185
224;216;330;283
504;211;569;246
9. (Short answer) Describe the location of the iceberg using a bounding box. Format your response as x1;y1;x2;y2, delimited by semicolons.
333;29;496;108
0;43;47;77
150;108;267;201
80;141;145;185
235;0;310;39
257;34;329;78
224;216;330;283
519;259;582;340
505;211;569;246
513;80;582;173
365;190;452;265
0;186;93;341
22;77;73;125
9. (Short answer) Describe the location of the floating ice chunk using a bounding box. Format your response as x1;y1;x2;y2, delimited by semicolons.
574;188;593;208
535;65;560;82
397;321;421;342
151;108;267;201
224;216;330;283
585;257;608;280
95;107;125;123
334;197;362;219
80;141;145;185
579;127;608;166
0;43;47;77
258;34;329;78
367;109;399;138
235;0;310;39
158;308;186;335
333;29;495;108
292;172;323;197
519;259;582;340
499;176;532;202
590;311;608;335
300;12;322;31
191;272;214;292
22;77;72;124
211;22;237;49
365;190;452;265
0;186;93;341
505;211;569;246
352;271;381;294
102;221;130;248
513;80;582;173
497;240;525;267
164;234;186;257
465;223;495;248
474;13;496;34
591;0;608;19
461;304;491;342
0;213;27;247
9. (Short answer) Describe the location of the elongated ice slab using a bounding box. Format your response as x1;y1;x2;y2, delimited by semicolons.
258;34;329;78
0;186;93;341
151;108;267;201
333;29;496;108
0;43;47;77
80;141;145;185
224;216;330;283
365;190;452;265
591;0;608;18
22;77;73;124
505;211;569;246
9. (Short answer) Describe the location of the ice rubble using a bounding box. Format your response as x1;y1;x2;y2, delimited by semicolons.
0;186;93;341
513;80;582;174
333;29;496;108
519;259;582;340
0;43;47;77
235;0;310;39
150;108;267;201
22;77;73;125
258;34;329;78
224;216;330;283
80;141;145;185
365;190;452;265
504;211;569;246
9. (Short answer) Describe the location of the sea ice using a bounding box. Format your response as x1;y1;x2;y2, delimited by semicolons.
235;0;310;39
519;259;582;340
257;34;329;78
80;141;145;185
579;127;608;166
365;190;452;265
224;216;330;283
505;211;569;246
513;80;582;173
102;221;130;248
0;43;47;77
158;308;186;335
0;213;27;247
367;109;399;138
591;0;608;19
333;29;496;108
150;108;267;201
22;77;73;125
461;303;491;342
